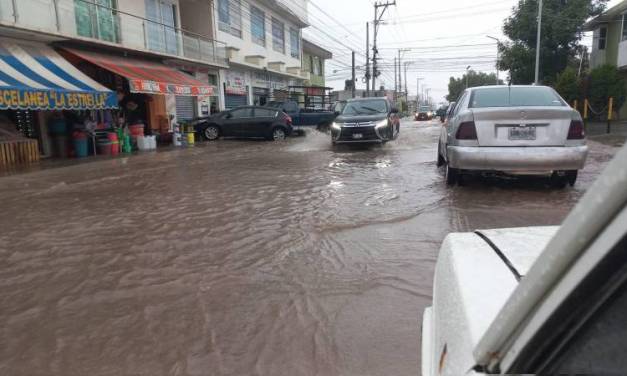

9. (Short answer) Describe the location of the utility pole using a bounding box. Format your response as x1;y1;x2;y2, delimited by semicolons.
372;1;396;93
394;56;397;99
466;65;471;88
487;35;500;85
351;51;356;98
365;22;370;97
416;77;423;105
534;0;543;85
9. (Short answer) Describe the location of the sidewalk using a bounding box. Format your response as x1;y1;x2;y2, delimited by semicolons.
586;121;627;147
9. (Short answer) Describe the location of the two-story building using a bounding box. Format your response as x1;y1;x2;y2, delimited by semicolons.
585;0;627;118
0;0;229;159
214;0;310;108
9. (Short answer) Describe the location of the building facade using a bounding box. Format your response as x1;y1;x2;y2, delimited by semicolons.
213;0;310;108
301;39;332;88
0;0;231;162
585;1;627;118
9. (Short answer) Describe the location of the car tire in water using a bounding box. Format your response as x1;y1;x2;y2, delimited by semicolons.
550;172;568;189
272;127;287;141
566;170;578;187
203;125;220;141
446;163;459;185
437;144;445;167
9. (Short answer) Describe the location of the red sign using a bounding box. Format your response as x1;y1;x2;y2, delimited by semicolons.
130;80;213;96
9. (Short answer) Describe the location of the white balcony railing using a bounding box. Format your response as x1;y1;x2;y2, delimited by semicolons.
0;0;227;67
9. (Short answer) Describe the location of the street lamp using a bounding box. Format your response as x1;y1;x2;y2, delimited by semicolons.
486;35;500;85
465;65;471;88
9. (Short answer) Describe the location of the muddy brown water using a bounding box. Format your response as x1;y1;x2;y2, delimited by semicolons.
0;120;617;376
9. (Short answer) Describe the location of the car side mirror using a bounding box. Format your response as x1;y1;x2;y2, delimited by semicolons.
334;111;340;116
225;113;232;119
391;107;399;114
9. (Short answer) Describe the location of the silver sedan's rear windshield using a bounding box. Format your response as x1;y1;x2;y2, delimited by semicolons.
469;87;565;108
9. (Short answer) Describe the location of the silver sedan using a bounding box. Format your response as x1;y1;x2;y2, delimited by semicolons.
437;85;588;186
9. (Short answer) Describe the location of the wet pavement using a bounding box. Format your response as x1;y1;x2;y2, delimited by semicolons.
0;119;619;376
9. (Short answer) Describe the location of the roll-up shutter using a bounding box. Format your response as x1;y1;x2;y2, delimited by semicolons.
225;94;248;109
175;95;195;121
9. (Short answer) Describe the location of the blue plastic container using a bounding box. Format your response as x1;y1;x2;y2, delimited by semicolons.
73;138;88;158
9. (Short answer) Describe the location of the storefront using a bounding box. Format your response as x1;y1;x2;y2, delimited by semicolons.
224;69;248;109
62;47;214;134
0;39;117;166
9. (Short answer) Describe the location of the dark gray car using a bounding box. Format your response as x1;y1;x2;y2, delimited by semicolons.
330;98;400;144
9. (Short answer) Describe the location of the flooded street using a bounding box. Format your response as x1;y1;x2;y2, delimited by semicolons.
0;119;618;376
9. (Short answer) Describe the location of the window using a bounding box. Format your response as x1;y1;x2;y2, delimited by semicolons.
272;18;285;54
208;74;218;86
469;87;565;108
229;108;253;118
622;15;627;41
341;99;389;115
309;55;314;74
290;28;300;59
254;108;277;117
599;27;607;50
218;0;242;38
312;56;321;76
74;0;119;43
251;6;265;46
145;0;178;55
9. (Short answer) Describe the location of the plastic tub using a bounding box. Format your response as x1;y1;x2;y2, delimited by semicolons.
97;141;112;155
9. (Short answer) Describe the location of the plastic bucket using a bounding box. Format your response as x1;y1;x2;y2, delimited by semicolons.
97;141;112;155
73;138;88;158
129;124;145;136
186;132;195;145
107;132;119;142
110;141;120;156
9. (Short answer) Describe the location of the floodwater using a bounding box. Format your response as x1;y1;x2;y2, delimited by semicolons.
0;120;617;376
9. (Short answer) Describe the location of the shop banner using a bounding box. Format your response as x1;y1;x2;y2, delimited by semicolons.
225;70;247;95
0;88;118;110
129;80;214;96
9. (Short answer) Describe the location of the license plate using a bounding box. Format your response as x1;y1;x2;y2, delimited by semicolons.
352;133;363;139
509;126;536;140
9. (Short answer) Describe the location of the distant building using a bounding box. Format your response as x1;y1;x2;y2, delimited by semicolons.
302;39;333;87
584;1;627;118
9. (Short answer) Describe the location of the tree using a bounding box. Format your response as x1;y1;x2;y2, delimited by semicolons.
554;67;581;104
499;0;608;84
446;70;503;102
587;65;627;117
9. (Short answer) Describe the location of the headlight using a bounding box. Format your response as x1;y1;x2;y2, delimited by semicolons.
331;122;341;130
375;119;388;129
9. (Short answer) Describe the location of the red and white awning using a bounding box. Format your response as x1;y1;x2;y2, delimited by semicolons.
63;48;214;97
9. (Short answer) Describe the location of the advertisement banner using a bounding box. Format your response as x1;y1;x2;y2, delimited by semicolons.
129;80;214;96
225;70;247;95
0;88;118;110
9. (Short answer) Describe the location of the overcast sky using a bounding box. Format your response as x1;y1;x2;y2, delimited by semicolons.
302;0;622;103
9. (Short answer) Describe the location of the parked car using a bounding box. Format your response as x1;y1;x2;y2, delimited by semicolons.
193;106;293;141
435;105;448;121
330;97;400;144
415;106;433;121
264;100;337;129
422;143;627;375
437;85;588;186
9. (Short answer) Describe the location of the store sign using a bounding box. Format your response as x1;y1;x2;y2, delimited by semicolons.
0;88;117;110
129;80;214;96
225;71;247;95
